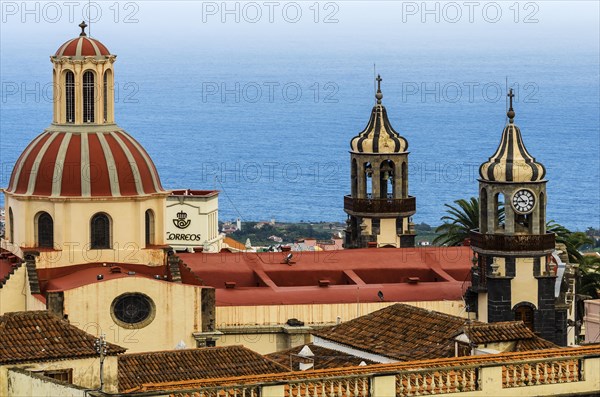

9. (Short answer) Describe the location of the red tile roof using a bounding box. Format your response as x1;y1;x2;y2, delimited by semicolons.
313;304;557;362
118;346;288;392
178;247;473;306
461;321;558;348
266;344;375;370
313;303;468;361
0;311;126;364
0;250;22;286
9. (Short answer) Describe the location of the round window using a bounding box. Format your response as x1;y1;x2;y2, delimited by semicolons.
110;293;155;328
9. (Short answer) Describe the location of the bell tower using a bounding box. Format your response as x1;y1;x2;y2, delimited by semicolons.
344;75;416;248
466;89;567;345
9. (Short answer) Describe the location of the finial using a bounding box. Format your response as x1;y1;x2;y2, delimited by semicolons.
375;74;383;104
507;88;515;123
79;21;88;37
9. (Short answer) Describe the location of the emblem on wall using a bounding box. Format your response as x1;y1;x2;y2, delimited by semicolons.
173;210;191;229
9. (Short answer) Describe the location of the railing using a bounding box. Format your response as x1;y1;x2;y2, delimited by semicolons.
396;367;478;395
172;385;260;397
470;230;555;253
502;358;582;388
344;195;416;214
286;374;370;397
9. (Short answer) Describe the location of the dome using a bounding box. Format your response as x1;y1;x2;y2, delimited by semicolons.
53;21;110;58
7;128;164;198
479;123;546;183
350;76;408;154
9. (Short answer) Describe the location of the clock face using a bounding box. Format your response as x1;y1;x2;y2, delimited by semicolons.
512;189;536;214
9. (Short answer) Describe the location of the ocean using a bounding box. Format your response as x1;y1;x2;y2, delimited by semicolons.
1;48;598;231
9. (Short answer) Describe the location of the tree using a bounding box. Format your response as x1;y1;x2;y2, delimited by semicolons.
546;221;593;263
433;197;479;246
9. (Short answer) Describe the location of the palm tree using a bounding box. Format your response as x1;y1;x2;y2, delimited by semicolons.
579;255;600;299
433;197;479;246
546;221;593;263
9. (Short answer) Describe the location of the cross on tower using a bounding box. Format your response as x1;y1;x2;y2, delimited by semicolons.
375;74;383;104
507;88;516;123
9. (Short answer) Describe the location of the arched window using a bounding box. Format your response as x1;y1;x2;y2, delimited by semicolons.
35;212;54;248
145;209;155;246
351;159;358;197
401;162;408;198
364;162;373;198
83;71;95;123
494;193;505;231
103;70;111;122
480;188;488;233
515;305;535;331
539;192;545;234
8;207;14;243
380;160;394;199
91;213;111;249
65;71;75;123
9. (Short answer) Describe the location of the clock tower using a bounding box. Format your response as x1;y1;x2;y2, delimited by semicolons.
344;75;416;248
466;89;568;345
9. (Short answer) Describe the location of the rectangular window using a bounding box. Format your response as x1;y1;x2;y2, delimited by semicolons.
40;369;73;383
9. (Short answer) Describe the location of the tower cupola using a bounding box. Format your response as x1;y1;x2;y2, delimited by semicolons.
350;75;408;154
478;89;546;183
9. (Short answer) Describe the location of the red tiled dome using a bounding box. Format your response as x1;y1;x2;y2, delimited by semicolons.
55;36;110;57
7;129;164;197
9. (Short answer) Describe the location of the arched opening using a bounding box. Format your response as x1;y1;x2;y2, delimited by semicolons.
364;162;373;198
401;162;408;198
8;207;14;243
480;188;488;233
494;193;505;232
539;192;545;234
103;70;112;122
351;159;358;197
514;304;535;331
83;70;95;123
90;213;111;249
65;70;75;123
380;160;394;199
35;212;54;248
145;209;155;247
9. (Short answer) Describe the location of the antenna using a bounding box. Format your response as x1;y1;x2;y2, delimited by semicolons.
373;63;376;104
505;76;508;123
88;0;91;37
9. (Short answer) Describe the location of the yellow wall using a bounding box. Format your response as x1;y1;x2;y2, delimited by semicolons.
377;218;398;247
63;277;203;353
0;265;27;314
512;258;538;306
216;300;466;327
2;356;118;395
216;300;465;354
5;193;167;269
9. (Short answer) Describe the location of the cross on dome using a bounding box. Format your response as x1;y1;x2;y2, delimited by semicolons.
79;20;88;37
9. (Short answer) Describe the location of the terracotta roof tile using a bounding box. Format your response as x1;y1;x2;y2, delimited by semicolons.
118;346;288;392
0;311;126;364
461;321;557;346
266;344;375;370
313;303;467;361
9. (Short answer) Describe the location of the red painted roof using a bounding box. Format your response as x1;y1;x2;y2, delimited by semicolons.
170;189;219;197
55;36;110;57
178;247;473;306
7;130;164;197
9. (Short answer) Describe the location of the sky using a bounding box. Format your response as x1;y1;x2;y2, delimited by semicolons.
1;1;599;56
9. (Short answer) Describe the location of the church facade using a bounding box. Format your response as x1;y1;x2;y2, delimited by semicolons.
0;23;217;353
